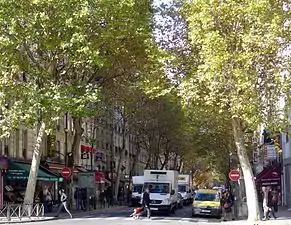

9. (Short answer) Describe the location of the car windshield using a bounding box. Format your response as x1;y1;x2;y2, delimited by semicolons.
133;184;143;193
178;185;187;192
144;182;170;194
195;193;219;201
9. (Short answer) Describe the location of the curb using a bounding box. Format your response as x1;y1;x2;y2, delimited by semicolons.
0;217;55;224
0;206;131;224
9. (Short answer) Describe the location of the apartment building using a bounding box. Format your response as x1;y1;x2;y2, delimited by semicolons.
0;113;147;182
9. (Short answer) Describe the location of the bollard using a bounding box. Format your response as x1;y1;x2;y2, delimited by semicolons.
19;204;22;220
41;204;44;217
7;205;11;221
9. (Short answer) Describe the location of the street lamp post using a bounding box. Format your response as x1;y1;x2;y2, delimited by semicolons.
65;112;69;166
64;112;69;193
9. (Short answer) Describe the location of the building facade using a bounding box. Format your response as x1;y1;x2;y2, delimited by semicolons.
0;113;147;182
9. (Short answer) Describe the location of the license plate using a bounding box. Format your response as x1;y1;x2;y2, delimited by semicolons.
150;208;158;211
201;210;211;213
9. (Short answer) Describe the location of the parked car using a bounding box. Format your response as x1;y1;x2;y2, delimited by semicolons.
177;193;184;209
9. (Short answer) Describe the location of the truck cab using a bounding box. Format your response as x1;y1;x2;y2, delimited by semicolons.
131;176;144;206
141;170;178;215
178;174;193;205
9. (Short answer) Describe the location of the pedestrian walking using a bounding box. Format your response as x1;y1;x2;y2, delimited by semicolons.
142;188;151;219
221;190;234;221
262;186;277;220
271;187;279;212
55;189;72;218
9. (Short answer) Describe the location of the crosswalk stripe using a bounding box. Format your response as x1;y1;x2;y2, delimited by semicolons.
71;218;102;221
105;217;120;220
124;217;134;220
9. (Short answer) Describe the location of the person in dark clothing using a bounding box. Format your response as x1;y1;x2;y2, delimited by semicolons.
221;190;234;221
106;186;113;207
99;191;106;208
262;186;277;220
271;187;279;212
142;188;151;219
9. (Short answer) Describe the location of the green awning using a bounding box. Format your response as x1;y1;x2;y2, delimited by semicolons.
7;161;59;181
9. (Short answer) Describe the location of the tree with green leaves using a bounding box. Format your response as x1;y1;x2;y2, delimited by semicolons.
178;0;287;222
0;0;154;206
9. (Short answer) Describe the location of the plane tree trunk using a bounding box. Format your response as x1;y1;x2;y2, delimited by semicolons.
24;121;46;206
232;117;261;222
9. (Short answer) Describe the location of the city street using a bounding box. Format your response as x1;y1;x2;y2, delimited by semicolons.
8;205;225;225
5;205;291;225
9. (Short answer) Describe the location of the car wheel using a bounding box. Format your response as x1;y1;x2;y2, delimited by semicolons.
171;206;176;214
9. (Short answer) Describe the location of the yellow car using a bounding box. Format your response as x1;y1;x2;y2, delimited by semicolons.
192;189;222;219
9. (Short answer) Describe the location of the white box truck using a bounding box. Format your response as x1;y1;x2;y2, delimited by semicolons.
178;174;193;204
141;170;178;215
131;176;144;206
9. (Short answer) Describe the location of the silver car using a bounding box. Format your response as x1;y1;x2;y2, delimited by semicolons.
177;193;184;209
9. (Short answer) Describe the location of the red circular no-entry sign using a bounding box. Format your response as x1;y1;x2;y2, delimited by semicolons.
229;170;240;181
61;168;71;179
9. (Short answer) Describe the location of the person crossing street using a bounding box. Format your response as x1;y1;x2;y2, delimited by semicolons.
142;188;151;220
55;189;73;218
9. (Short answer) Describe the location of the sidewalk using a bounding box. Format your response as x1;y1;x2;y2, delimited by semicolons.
223;207;291;225
0;205;129;224
223;219;291;225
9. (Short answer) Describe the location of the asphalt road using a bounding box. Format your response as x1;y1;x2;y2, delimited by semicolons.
10;205;228;225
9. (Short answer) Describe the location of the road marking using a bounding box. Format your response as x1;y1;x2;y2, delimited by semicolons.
105;217;120;220
124;217;136;220
71;218;102;221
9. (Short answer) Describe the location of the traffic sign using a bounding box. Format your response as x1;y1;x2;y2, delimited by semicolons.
229;170;240;181
61;168;71;179
95;152;103;161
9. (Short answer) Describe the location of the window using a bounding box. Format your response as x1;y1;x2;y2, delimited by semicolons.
133;185;143;193
22;130;28;159
143;182;170;194
195;193;220;202
56;141;61;152
178;185;187;193
0;141;2;155
4;138;8;156
57;119;61;131
47;135;56;157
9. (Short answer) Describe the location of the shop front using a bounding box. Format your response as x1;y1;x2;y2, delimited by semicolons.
255;164;282;203
45;162;87;181
4;160;60;205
